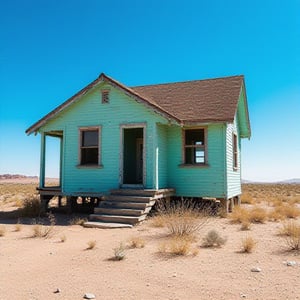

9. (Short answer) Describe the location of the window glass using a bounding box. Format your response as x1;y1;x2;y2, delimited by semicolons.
82;130;98;147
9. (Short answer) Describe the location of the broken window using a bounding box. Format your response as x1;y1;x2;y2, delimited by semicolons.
183;129;206;164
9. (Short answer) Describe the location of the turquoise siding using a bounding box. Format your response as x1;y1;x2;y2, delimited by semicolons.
40;83;167;194
225;116;242;198
38;82;246;199
166;124;226;198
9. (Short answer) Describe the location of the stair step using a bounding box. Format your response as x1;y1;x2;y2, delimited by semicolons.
90;214;147;225
99;201;155;210
110;189;157;197
105;195;154;203
83;221;133;229
94;207;145;216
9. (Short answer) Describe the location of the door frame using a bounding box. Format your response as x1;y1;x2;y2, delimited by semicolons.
120;123;146;188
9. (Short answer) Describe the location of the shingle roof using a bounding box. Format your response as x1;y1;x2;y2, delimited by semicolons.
26;73;249;135
131;75;244;123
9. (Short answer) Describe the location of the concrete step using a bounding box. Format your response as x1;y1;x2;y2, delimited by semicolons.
99;200;155;210
83;221;133;229
89;214;147;225
105;195;154;203
94;207;145;216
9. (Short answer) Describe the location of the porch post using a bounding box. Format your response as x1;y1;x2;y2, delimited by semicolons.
39;132;46;188
155;147;159;190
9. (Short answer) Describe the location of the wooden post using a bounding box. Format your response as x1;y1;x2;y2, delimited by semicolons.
39;133;46;189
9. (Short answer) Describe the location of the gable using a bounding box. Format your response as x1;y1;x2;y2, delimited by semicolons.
26;73;251;136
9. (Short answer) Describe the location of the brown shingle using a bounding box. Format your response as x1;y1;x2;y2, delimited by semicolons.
131;75;244;123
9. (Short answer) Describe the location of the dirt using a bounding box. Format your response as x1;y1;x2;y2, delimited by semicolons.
0;214;299;300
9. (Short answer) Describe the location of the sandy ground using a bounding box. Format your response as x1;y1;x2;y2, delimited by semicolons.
1;212;300;300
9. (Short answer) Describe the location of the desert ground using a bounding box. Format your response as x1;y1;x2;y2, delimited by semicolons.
0;179;300;300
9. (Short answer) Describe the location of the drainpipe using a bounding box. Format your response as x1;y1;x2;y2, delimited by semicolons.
39;132;46;188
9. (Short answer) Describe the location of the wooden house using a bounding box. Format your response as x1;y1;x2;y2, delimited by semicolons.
26;73;251;227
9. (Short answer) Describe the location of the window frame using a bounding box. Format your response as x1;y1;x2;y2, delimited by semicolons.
233;133;238;170
182;127;208;166
78;126;102;168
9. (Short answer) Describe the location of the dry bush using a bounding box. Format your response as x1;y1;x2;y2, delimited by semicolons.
248;206;267;223
69;217;88;226
240;236;256;253
21;195;41;217
270;204;300;220
158;237;195;256
86;240;97;250
240;220;251;231
31;213;56;238
284;222;300;251
128;236;145;248
241;192;254;204
202;230;227;247
230;207;250;224
113;243;126;260
0;225;6;237
150;215;166;228
14;222;22;232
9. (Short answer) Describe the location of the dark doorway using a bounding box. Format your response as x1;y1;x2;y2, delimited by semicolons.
123;128;144;185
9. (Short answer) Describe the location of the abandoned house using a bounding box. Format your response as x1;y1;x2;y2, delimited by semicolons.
26;73;251;227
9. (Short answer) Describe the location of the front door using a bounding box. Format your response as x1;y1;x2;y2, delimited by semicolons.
122;127;144;185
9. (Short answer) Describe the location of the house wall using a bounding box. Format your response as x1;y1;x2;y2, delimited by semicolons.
166;124;226;198
225;115;242;198
40;82;168;194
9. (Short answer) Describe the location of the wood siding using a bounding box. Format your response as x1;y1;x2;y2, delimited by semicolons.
225;116;242;198
166;124;226;198
40;83;167;194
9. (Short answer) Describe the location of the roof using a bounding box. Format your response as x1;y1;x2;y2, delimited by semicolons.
26;73;250;136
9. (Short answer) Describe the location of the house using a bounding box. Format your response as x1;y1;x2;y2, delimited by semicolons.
26;73;251;226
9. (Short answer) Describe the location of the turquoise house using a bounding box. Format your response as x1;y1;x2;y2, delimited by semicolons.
26;73;251;215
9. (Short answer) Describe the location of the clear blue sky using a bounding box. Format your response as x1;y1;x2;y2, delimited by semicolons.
0;0;299;182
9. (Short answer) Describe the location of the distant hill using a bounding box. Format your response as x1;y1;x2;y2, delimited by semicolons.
242;178;300;184
0;174;38;180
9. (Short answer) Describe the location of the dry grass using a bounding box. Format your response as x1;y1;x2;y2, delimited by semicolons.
279;220;300;250
86;240;97;250
240;236;256;253
230;207;250;224
158;237;195;256
128;236;145;248
60;234;67;243
241;192;254;204
240;220;251;231
113;242;126;260
150;215;166;228
14;222;22;232
202;230;227;247
21;195;41;217
31;213;56;238
0;225;6;237
248;206;267;223
69;217;88;226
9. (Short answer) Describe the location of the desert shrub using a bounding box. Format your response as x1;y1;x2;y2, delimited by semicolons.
240;236;256;253
69;217;88;226
14;221;22;232
283;221;300;251
248;206;267;223
158;237;194;256
240;220;251;231
202;230;227;247
268;209;286;222
230;207;250;224
21;195;41;217
159;200;210;238
270;204;300;220
150;215;166;228
86;240;97;250
0;225;6;237
128;236;145;248
241;192;254;204
31;213;56;238
113;243;126;260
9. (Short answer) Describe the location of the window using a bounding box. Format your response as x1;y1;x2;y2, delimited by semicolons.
101;90;109;104
233;133;238;169
80;128;99;165
183;129;206;164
